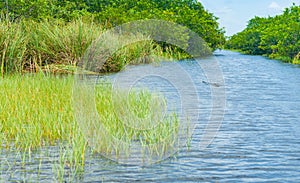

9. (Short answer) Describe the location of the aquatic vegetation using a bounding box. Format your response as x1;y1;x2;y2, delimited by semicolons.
93;85;179;159
0;21;27;75
0;0;226;75
293;52;300;64
0;74;74;149
0;19;184;75
0;74;180;167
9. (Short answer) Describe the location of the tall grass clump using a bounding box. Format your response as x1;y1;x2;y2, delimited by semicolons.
74;79;181;163
25;19;104;72
0;21;27;76
0;19;103;75
0;74;88;169
82;31;168;73
1;74;181;166
0;74;75;149
0;18;184;75
92;84;179;158
293;52;300;64
101;40;163;72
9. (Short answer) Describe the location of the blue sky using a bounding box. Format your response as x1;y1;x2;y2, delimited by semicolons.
198;0;300;36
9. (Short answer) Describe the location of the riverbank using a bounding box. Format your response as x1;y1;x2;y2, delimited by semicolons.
1;19;189;76
2;50;300;182
0;0;227;76
224;48;300;64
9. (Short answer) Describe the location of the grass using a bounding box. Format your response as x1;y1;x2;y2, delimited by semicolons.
0;21;27;75
0;17;190;180
0;73;180;168
93;84;179;159
292;52;300;64
0;18;188;76
0;19;102;75
0;73;75;149
0;73;83;181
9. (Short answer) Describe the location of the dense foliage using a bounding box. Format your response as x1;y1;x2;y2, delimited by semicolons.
226;5;300;63
0;0;226;74
0;19;171;75
0;0;225;50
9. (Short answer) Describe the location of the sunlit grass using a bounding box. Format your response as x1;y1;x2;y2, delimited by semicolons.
0;21;27;75
92;84;179;158
292;52;300;64
0;74;180;168
0;73;75;149
0;19;187;75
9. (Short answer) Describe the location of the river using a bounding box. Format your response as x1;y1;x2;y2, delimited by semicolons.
1;50;300;182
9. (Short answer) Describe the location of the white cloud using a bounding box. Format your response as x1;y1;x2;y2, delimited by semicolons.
268;2;282;10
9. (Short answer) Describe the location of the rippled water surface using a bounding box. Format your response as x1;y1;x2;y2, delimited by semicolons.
1;50;300;182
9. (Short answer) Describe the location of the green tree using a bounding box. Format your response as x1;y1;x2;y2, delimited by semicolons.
1;0;225;51
226;5;300;63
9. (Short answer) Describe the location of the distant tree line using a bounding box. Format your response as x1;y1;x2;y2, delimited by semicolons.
225;5;300;63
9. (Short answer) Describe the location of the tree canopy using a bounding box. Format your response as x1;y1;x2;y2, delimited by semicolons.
225;5;300;63
1;0;225;51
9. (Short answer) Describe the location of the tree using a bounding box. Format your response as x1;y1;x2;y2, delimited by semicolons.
1;0;225;51
226;5;300;63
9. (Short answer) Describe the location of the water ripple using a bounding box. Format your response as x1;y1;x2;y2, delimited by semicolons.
1;50;300;182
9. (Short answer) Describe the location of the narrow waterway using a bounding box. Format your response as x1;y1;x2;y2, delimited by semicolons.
1;50;300;182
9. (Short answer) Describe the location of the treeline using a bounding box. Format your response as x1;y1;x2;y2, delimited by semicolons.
0;0;226;75
226;5;300;64
1;0;225;50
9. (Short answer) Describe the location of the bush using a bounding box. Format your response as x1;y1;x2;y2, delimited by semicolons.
226;5;300;63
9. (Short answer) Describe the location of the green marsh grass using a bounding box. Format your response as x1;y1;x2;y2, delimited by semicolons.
0;19;184;75
92;84;179;158
0;21;27;76
0;74;86;172
1;74;180;168
0;74;74;148
26;20;103;68
293;52;300;64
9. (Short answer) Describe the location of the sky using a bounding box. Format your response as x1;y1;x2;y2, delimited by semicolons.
198;0;300;36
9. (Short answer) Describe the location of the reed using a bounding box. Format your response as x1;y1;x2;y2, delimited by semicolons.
26;20;103;69
92;84;179;158
0;74;75;149
0;21;27;76
292;52;300;64
0;19;184;75
0;74;180;168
